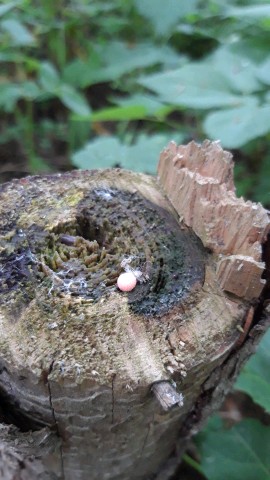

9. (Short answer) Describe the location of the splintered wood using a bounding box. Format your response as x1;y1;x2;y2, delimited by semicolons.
158;140;270;301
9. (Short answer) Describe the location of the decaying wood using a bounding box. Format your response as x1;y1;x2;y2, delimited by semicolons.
0;424;60;480
158;140;270;301
0;141;269;480
151;381;184;411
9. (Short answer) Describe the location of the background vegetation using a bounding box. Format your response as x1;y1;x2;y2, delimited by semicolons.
1;0;270;478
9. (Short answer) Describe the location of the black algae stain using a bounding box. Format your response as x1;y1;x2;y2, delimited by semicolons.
0;188;206;317
0;230;34;292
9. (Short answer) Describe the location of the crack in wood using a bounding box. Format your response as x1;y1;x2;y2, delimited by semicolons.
47;360;65;480
111;373;116;425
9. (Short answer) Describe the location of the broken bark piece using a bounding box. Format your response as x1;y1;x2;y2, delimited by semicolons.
0;424;60;480
152;381;184;411
158;140;270;300
216;255;265;299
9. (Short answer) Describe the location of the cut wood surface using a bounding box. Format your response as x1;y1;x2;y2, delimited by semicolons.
158;140;270;301
0;141;269;480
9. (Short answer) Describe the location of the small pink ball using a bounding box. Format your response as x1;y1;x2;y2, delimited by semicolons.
117;272;137;292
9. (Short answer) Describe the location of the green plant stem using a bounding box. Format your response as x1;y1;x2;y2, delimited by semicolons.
16;102;49;174
182;453;204;475
24;101;36;172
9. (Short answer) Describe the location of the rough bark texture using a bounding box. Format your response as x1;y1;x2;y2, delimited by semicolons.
158;140;269;301
0;141;269;480
0;425;60;480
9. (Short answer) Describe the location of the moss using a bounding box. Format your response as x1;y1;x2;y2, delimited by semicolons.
1;187;205;317
0;170;207;384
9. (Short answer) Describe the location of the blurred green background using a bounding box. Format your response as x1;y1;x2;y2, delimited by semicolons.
1;1;270;479
1;0;270;207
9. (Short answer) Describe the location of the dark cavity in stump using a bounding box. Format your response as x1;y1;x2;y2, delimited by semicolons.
0;187;205;317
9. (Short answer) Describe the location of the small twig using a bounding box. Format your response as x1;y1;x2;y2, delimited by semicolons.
151;381;184;411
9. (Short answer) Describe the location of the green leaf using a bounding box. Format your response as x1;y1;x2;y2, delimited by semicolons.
57;84;91;116
235;329;270;413
72;137;125;170
72;133;184;174
38;63;91;115
138;63;244;109
0;84;21;112
229;37;270;64
0;1;20;17
198;419;270;480
0;81;40;111
204;98;270;148
72;94;172;122
97;41;181;81
113;93;172;118
19;81;40;100
39;62;60;92
63;56;103;88
76;95;172;122
1;18;35;46
70;2;116;16
253;153;270;205
64;41;181;88
208;46;261;94
137;46;262;111
256;56;270;85
90;105;148;121
133;0;199;36
121;133;184;173
227;4;270;18
0;51;23;62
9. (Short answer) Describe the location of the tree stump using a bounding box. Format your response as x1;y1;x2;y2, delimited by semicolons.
0;140;269;480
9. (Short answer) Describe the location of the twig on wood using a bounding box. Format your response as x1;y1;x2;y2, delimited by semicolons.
151;381;184;411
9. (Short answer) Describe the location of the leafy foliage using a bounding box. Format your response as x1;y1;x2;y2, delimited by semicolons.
191;329;270;480
204;99;270;149
72;133;183;173
133;0;200;37
0;0;270;200
197;418;270;480
235;329;270;413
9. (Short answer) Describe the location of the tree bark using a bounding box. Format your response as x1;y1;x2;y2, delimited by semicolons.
0;141;269;480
